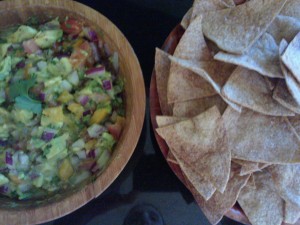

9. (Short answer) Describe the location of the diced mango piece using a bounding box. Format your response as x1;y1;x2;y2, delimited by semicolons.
90;108;109;125
116;116;125;127
42;106;64;123
58;158;74;181
57;91;73;103
68;103;84;119
85;139;97;152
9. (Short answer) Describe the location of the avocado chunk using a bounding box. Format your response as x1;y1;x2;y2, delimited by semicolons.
8;25;37;43
34;30;63;49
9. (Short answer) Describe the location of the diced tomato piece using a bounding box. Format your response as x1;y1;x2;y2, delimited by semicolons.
22;39;40;54
107;123;122;140
69;41;93;69
61;18;83;35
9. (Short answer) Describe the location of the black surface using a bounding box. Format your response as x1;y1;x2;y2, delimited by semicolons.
41;1;244;225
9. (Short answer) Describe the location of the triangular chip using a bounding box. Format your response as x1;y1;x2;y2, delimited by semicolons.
279;39;300;106
167;15;215;103
268;15;300;44
238;171;284;225
191;0;235;21
247;174;256;189
168;56;241;112
155;48;173;115
281;31;300;83
214;32;283;78
223;107;300;163
156;106;231;193
172;95;227;117
273;79;300;114
268;164;300;208
166;150;178;165
180;8;192;30
191;162;250;225
281;0;300;19
170;148;217;201
222;66;294;116
284;202;300;224
202;0;287;54
156;116;185;128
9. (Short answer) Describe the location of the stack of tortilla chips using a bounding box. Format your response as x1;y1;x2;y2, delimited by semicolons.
154;0;300;224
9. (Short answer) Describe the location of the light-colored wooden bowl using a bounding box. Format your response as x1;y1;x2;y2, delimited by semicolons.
0;0;145;224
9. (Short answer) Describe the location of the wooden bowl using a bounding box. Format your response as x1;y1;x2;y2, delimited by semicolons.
0;0;145;224
149;25;300;225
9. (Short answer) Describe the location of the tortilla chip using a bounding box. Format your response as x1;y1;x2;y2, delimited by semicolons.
222;66;294;116
284;202;300;224
223;107;300;164
279;39;300;106
273;79;300;114
168;56;242;112
214;33;283;78
156;116;185;128
238;171;284;225
191;162;250;225
172;95;227;117
281;32;300;84
281;0;300;19
268;15;300;44
268;164;300;208
202;0;287;54
180;8;192;30
156;106;231;193
191;0;235;21
170;148;217;200
155;48;173;115
167;15;215;103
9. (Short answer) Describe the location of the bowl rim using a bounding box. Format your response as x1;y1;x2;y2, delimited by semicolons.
0;0;146;224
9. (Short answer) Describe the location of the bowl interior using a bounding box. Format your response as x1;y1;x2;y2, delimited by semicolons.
0;0;145;222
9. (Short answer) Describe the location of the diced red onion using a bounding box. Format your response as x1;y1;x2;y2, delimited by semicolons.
16;61;25;69
79;159;95;170
29;172;40;180
83;110;92;116
22;39;40;54
5;152;13;165
104;43;112;57
67;71;79;86
39;93;46;102
0;140;7;147
90;162;99;174
41;131;55;142
0;185;9;194
90;42;100;63
77;95;89;106
55;53;70;59
86;66;105;77
83;27;98;42
111;52;119;72
87;149;96;158
102;79;112;91
87;124;106;138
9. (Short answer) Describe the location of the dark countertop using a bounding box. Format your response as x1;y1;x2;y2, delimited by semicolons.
42;1;244;225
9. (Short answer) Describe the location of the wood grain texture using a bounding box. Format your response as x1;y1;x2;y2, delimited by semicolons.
149;22;300;225
0;0;145;224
